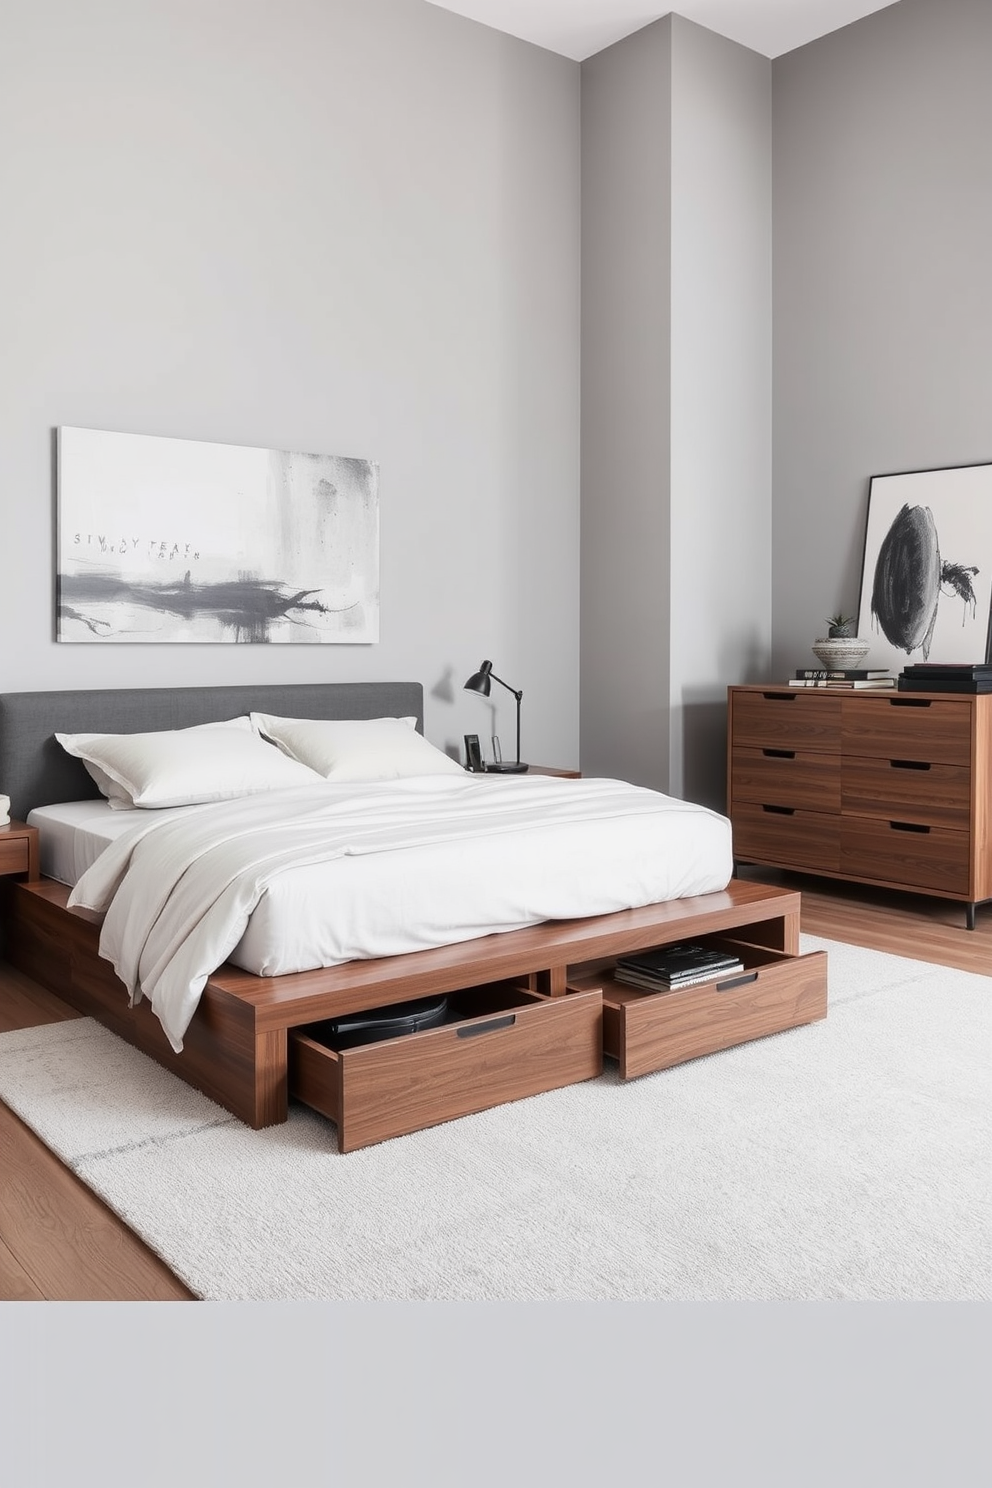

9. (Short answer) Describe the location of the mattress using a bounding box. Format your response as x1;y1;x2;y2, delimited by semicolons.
36;776;735;1051
29;799;189;886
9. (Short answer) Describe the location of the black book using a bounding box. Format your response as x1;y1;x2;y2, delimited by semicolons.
615;942;743;985
898;676;992;694
901;663;992;677
792;667;890;680
615;960;745;992
789;677;895;688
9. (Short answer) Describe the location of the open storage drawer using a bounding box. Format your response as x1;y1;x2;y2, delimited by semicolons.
569;938;827;1082
289;981;603;1152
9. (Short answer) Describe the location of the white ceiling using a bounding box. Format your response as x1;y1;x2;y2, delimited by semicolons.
424;0;902;60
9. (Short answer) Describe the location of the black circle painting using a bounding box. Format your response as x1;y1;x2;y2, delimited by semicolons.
870;502;978;658
857;465;992;669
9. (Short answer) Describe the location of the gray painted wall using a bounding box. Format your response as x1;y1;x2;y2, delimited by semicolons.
4;0;982;792
670;17;771;807
581;17;772;807
580;18;673;791
0;0;580;767
772;0;992;679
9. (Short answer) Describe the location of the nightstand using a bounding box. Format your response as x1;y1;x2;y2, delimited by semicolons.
0;821;40;881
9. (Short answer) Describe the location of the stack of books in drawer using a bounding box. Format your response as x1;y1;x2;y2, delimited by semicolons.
614;942;744;993
898;663;992;693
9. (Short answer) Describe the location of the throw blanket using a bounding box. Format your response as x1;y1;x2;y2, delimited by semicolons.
69;775;732;1051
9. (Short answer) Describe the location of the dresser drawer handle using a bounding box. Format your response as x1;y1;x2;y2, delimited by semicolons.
889;821;930;834
888;697;931;707
760;692;797;702
762;748;795;759
890;759;931;771
456;1014;516;1038
716;972;758;992
762;804;795;815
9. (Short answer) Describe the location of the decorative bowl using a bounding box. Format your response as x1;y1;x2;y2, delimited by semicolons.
811;636;871;669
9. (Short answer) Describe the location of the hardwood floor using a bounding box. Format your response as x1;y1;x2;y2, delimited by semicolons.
0;876;988;1301
739;866;992;975
0;962;193;1301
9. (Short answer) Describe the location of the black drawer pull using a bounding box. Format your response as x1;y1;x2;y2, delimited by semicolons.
890;821;930;834
762;804;795;815
762;748;795;758
890;759;931;771
717;972;758;992
889;697;931;707
457;1014;516;1038
761;692;797;702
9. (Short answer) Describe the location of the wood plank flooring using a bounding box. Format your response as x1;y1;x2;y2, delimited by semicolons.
0;875;988;1301
0;961;193;1302
739;866;992;974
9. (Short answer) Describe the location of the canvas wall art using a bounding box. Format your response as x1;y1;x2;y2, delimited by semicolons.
856;462;992;670
57;427;379;643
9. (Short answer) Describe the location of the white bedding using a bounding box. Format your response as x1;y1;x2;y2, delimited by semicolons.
59;775;733;1053
29;799;191;885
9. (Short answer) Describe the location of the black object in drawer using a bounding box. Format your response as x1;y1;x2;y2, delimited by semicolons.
306;993;449;1049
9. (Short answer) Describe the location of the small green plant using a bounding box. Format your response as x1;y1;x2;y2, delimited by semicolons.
826;613;855;637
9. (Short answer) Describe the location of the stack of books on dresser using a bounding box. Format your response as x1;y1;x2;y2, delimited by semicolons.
787;667;894;689
898;663;992;693
614;942;744;993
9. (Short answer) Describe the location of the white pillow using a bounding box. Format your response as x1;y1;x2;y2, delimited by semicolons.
56;716;321;809
250;713;465;782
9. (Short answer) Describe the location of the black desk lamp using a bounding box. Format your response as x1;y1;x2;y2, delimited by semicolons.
464;659;528;772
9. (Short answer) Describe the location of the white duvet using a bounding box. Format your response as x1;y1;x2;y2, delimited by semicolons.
67;774;733;1052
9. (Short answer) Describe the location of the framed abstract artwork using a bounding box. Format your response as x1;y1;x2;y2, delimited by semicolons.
856;462;992;670
56;427;379;643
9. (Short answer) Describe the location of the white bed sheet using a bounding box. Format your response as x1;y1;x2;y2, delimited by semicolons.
39;776;734;1052
28;799;190;886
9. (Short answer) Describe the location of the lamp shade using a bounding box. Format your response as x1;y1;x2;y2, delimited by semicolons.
463;660;493;696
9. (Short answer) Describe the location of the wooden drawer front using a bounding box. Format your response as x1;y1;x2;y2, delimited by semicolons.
0;837;30;876
597;942;827;1081
841;695;972;765
732;747;840;812
842;756;972;830
732;690;841;752
289;983;602;1152
732;800;840;871
840;818;971;895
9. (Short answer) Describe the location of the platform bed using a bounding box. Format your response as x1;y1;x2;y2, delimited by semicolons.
0;684;824;1151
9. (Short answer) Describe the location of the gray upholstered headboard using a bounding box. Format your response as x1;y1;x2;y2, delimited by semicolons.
0;682;424;823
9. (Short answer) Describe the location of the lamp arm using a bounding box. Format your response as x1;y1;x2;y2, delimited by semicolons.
488;671;522;704
488;672;523;766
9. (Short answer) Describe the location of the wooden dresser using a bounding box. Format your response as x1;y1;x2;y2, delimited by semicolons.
727;685;992;929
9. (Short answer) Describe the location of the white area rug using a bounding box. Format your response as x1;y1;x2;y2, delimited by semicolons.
0;936;988;1301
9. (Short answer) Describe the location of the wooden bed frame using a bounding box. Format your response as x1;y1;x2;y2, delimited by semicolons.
0;683;805;1142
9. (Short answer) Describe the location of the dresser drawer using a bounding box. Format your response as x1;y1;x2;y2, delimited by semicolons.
842;756;972;829
840;818;971;895
732;746;840;811
289;982;602;1152
841;695;972;765
731;690;841;752
578;940;827;1081
732;800;840;871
